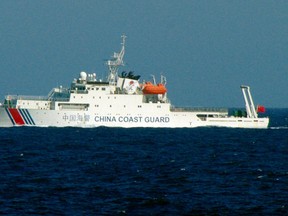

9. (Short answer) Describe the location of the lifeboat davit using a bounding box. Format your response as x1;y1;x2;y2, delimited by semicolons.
142;82;167;94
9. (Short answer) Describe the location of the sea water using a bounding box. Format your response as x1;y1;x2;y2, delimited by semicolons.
0;109;287;215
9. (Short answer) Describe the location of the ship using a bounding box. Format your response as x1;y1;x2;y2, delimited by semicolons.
0;35;269;128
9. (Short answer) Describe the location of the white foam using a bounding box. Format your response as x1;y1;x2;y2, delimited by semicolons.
270;126;288;130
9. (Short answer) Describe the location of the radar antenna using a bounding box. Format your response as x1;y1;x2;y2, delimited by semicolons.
107;35;126;85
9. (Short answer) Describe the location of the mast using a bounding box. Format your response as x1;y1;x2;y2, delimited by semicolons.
241;85;258;118
107;35;126;85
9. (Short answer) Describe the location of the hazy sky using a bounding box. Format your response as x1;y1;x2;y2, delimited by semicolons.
1;1;287;107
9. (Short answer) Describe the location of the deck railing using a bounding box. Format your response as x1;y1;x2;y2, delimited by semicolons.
5;95;69;102
171;106;228;113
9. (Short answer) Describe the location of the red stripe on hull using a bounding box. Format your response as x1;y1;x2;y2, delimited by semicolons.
9;108;25;125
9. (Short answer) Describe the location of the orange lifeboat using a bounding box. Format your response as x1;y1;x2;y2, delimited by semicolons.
142;82;167;94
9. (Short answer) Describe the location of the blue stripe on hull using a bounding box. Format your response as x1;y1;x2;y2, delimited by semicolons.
19;109;30;125
5;108;15;125
4;108;35;126
24;109;35;125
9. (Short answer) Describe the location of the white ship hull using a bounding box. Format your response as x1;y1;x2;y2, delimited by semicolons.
0;107;269;128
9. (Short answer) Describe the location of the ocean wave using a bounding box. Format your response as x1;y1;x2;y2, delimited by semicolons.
269;126;288;130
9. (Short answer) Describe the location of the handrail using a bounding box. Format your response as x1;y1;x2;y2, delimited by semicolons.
5;95;69;102
171;106;228;113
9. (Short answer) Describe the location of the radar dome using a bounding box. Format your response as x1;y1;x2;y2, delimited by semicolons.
79;71;87;81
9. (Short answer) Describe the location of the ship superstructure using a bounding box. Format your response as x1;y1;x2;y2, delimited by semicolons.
0;35;269;128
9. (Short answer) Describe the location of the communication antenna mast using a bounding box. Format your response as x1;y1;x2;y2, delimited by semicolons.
107;35;126;85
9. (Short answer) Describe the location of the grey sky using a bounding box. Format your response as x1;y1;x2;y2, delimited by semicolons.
1;1;287;107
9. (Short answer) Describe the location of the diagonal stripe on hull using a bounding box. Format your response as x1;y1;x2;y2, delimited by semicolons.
19;109;31;125
5;108;15;125
24;109;35;125
8;108;25;125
